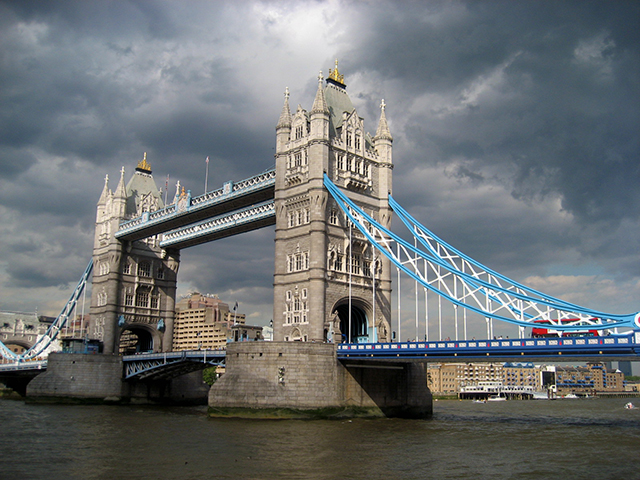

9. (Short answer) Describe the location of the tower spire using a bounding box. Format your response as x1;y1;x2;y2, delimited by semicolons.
98;174;110;205
311;71;328;114
374;99;393;142
276;87;292;129
114;166;127;199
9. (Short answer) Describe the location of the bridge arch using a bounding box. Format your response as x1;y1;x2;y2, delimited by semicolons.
118;325;160;355
2;339;31;354
331;298;371;344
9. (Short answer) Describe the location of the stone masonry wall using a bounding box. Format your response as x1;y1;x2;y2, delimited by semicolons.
27;353;127;401
209;342;433;417
209;342;340;409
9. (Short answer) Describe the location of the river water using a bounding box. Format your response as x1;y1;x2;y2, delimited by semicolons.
1;397;638;480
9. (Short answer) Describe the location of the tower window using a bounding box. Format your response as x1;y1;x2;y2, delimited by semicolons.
124;293;134;307
334;254;343;271
287;252;310;272
99;262;109;276
136;290;149;308
137;262;151;278
123;262;131;275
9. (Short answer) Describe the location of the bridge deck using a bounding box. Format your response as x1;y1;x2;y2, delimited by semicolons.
338;332;640;362
123;350;225;380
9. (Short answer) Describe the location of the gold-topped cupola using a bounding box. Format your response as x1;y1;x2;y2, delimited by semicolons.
136;152;152;173
327;59;346;88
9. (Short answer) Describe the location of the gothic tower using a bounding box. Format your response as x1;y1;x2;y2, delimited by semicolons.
273;62;393;343
90;155;179;354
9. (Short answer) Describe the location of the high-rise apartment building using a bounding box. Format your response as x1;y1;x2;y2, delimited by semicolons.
173;293;246;351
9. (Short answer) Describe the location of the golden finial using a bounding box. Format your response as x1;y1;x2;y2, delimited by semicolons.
328;58;345;86
136;152;152;172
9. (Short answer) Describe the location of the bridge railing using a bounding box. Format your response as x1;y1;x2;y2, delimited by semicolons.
337;331;640;360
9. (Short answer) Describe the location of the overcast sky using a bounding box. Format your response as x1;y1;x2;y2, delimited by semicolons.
1;0;638;339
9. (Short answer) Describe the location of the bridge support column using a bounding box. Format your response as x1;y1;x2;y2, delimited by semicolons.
208;342;432;418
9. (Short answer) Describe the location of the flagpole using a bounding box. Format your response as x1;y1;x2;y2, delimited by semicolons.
164;174;169;206
205;156;210;193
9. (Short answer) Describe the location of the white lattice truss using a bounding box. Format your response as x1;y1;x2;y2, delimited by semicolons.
0;260;94;361
324;174;639;333
160;200;275;247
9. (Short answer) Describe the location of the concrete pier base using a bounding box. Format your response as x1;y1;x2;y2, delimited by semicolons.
208;342;432;419
26;353;210;404
27;353;127;403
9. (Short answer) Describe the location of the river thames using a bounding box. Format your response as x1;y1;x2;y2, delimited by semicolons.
1;397;637;479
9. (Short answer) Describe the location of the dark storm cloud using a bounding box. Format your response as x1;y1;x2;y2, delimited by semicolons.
0;0;637;321
342;0;640;226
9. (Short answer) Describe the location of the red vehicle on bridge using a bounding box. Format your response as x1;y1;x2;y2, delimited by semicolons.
531;319;603;338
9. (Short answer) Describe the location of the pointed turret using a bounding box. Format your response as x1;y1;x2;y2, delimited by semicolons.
310;71;330;142
98;174;110;204
114;166;127;199
276;87;292;155
112;165;128;219
374;99;393;142
96;174;111;222
276;87;292;130
374;99;393;198
311;71;329;115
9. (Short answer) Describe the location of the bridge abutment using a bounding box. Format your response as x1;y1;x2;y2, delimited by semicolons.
208;342;432;418
26;353;209;404
27;353;128;402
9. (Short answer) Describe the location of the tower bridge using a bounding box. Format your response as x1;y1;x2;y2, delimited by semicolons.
1;62;638;417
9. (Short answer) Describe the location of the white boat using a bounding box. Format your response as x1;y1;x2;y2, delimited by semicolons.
624;402;636;410
487;394;506;402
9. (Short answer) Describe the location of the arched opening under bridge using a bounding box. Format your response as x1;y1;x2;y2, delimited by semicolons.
334;302;370;344
118;327;154;355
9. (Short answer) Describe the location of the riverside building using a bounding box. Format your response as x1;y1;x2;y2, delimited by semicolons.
172;293;246;351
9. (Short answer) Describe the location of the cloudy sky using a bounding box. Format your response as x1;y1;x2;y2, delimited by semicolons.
1;0;638;339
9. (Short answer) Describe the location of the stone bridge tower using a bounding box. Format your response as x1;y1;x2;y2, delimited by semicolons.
273;62;393;343
89;156;179;354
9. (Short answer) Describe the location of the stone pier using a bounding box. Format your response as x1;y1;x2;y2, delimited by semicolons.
26;353;209;404
208;342;432;418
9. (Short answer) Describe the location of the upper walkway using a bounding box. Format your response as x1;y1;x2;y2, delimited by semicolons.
115;169;275;243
